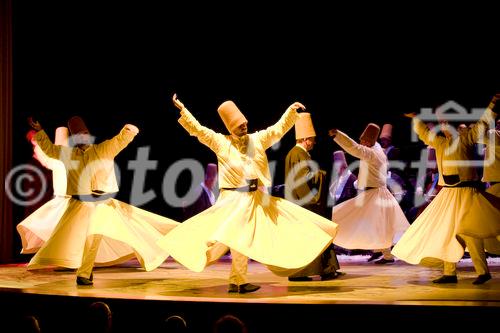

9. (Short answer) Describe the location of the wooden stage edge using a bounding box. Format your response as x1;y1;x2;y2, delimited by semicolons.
1;255;499;331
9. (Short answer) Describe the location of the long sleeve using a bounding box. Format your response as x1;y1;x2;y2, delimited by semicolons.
412;117;446;148
334;130;376;161
463;108;498;145
95;126;138;159
34;130;62;160
334;130;387;188
256;107;299;149
178;108;225;153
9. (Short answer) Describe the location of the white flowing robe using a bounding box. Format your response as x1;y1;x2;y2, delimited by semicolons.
27;127;179;271
157;107;337;275
332;132;410;249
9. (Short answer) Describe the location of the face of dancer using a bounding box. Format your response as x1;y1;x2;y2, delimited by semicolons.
302;137;316;151
232;122;248;137
360;138;373;147
73;130;92;149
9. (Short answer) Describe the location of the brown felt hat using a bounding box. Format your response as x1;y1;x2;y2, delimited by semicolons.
217;101;248;133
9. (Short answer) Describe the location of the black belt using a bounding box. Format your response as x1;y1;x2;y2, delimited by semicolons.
71;192;116;202
489;181;500;185
222;179;258;192
443;181;482;189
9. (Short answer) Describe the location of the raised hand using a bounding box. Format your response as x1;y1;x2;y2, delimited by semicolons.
489;93;500;109
124;124;139;134
403;112;417;119
28;117;42;131
172;93;185;111
328;128;338;138
492;93;500;102
289;102;306;111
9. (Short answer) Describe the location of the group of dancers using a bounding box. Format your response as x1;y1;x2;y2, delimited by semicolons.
16;93;500;292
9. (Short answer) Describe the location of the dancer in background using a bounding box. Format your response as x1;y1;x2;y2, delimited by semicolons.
17;127;71;254
328;123;410;264
27;116;179;285
21;129;55;218
182;163;218;221
284;112;341;281
328;150;357;208
392;95;500;284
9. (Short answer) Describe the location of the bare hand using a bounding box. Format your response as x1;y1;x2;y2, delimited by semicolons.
124;124;139;134
290;102;306;111
172;93;185;111
403;112;417;119
28;117;42;131
328;128;337;138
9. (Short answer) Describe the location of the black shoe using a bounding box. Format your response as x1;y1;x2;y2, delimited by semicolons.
472;273;491;285
228;283;261;293
238;283;260;294
76;272;93;286
320;271;345;281
432;275;457;284
288;276;313;281
76;276;93;286
374;258;395;265
367;252;383;262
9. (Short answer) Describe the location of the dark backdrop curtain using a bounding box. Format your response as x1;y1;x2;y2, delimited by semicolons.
0;0;13;263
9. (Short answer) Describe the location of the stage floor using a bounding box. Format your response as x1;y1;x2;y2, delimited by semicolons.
1;255;499;306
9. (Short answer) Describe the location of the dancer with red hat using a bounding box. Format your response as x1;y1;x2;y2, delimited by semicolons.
328;123;410;264
27;116;179;285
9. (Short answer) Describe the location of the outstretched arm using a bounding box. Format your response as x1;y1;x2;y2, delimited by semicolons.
487;93;500;114
465;93;500;144
329;129;375;160
173;93;223;153
96;124;139;158
405;112;444;148
257;101;305;149
28;117;42;132
28;117;62;159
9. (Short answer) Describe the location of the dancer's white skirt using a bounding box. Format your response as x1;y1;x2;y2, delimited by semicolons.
27;198;179;271
157;190;337;276
332;188;410;250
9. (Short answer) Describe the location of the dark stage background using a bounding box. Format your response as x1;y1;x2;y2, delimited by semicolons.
9;2;500;260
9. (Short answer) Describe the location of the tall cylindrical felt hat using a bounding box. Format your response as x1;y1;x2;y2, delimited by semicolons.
67;116;90;135
380;123;393;140
333;150;347;168
54;127;69;146
359;123;380;146
217;101;248;133
295;112;316;140
206;163;218;179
